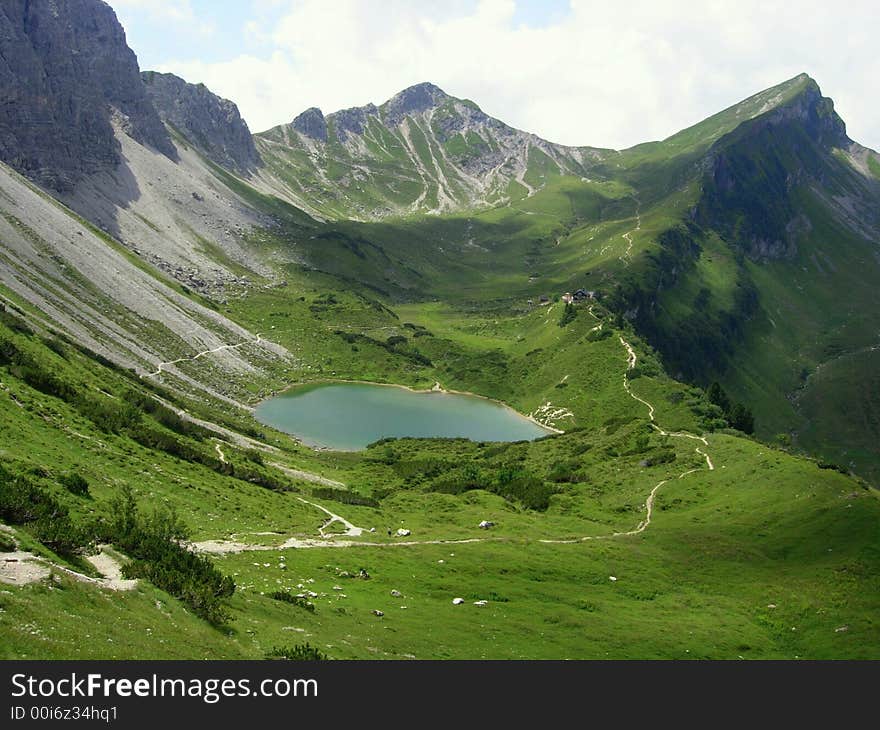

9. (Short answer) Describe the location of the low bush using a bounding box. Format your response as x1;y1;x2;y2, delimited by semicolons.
59;471;90;497
0;464;87;555
107;487;235;626
311;487;379;508
270;591;316;612
267;644;327;661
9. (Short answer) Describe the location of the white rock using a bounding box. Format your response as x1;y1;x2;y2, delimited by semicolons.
474;600;488;606
452;597;465;605
396;528;411;537
609;576;617;582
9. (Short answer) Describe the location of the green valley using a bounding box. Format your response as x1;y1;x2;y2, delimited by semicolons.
1;0;879;662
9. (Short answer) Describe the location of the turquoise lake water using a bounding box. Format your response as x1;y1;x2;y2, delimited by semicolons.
254;382;553;451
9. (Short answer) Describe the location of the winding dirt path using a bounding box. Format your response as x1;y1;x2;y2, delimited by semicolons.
145;334;264;378
269;462;346;489
620;196;641;267
0;551;51;585
83;548;138;591
541;337;715;544
298;497;364;538
0;539;136;591
194;535;503;554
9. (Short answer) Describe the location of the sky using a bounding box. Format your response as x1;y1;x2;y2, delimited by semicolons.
110;0;880;150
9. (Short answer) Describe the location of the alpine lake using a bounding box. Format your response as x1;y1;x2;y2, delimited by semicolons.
255;382;554;451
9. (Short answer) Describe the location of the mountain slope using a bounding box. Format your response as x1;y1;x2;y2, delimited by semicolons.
0;157;292;404
601;76;880;481
0;1;296;405
265;74;880;482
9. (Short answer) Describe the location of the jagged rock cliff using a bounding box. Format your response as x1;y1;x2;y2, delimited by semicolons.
142;71;261;174
0;0;175;192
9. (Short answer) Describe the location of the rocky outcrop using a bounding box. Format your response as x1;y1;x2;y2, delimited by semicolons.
142;71;261;174
292;108;328;142
330;104;379;141
0;0;175;192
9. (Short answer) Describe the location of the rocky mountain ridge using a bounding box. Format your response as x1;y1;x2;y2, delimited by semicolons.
256;82;609;219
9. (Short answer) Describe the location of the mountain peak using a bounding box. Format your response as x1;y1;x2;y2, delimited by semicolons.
292;107;327;142
382;82;451;125
390;81;448;99
751;73;849;148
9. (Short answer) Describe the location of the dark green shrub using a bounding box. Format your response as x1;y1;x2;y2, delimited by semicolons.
267;644;327;661
0;464;87;555
244;449;265;465
108;487;235;626
60;471;90;497
311;487;379;508
558;303;577;327
817;460;849;474
270;591;316;612
547;460;581;483
0;305;33;335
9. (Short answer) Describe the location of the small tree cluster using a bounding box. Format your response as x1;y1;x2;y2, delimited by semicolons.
706;382;755;434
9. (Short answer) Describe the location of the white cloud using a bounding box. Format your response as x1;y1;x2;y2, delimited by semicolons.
112;0;215;38
155;0;880;150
